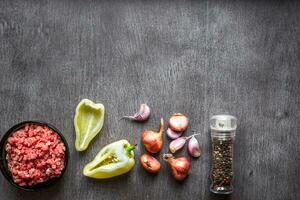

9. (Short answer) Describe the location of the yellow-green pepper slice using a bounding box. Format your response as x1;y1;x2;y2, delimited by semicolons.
74;99;105;151
83;139;135;179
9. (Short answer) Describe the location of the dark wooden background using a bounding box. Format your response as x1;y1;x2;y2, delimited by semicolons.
0;0;299;200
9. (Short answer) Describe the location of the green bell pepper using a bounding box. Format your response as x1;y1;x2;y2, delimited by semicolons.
83;140;136;179
74;99;105;151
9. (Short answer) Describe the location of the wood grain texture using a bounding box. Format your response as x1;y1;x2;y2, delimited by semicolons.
0;0;299;200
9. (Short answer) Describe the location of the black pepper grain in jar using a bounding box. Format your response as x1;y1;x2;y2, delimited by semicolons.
211;137;233;193
210;115;237;194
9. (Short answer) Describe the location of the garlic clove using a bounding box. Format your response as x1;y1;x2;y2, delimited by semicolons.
169;133;201;154
169;137;186;153
166;128;183;140
188;135;201;157
121;104;150;122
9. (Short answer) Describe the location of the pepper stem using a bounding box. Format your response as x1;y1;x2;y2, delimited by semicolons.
125;144;137;155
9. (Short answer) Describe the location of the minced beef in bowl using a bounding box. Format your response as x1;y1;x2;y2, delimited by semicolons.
0;121;69;190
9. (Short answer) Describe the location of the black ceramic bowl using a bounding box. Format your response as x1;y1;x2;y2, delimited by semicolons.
0;121;69;191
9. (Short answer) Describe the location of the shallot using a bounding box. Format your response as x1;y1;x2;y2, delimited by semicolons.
140;154;161;173
141;118;164;153
168;113;189;132
163;154;190;181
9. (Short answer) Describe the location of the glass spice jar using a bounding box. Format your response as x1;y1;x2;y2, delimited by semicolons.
210;115;237;194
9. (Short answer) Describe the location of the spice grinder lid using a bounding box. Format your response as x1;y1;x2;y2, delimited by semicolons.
210;115;237;132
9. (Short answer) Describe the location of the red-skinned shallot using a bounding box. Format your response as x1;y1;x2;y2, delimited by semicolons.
168;113;189;132
163;154;190;181
141;118;164;153
140;154;161;173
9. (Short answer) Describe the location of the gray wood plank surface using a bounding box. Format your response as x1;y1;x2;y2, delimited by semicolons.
0;0;299;200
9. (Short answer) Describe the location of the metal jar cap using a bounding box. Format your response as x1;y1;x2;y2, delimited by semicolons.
210;115;237;132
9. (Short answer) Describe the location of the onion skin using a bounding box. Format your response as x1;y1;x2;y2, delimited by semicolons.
163;154;190;181
166;128;183;140
142;118;164;153
140;154;161;173
168;113;189;132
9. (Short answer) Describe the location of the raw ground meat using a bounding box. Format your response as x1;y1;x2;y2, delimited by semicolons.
5;124;66;187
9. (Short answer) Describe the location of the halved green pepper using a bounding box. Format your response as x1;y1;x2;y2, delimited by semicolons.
83;140;135;179
74;99;105;151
